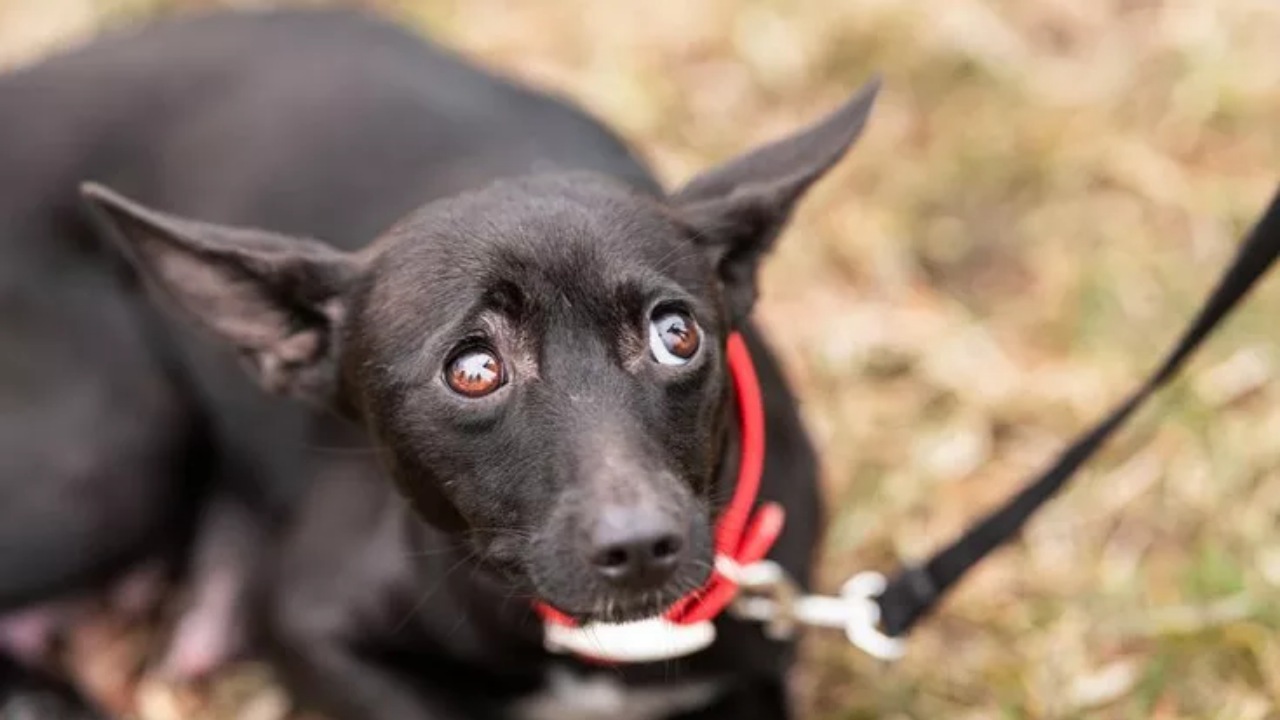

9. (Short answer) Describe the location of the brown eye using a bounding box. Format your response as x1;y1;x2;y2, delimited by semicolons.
446;348;505;397
649;310;701;366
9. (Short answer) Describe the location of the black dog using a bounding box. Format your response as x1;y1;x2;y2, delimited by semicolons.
5;8;877;717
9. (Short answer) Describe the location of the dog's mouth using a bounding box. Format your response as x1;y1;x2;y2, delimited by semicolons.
466;500;716;625
535;560;714;625
572;586;702;625
475;549;712;624
471;555;706;624
573;596;682;625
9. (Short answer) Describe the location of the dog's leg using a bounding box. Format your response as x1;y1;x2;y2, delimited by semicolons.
151;491;261;682
264;457;476;720
268;624;472;720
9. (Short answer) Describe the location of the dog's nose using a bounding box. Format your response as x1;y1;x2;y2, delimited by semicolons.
587;507;685;590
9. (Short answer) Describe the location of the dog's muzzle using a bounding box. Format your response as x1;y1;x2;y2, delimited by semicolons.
535;332;783;663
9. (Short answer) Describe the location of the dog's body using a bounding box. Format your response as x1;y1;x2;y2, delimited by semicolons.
0;9;872;717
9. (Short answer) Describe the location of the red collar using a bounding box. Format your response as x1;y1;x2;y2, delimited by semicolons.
535;331;785;660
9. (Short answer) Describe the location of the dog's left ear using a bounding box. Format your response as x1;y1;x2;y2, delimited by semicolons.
672;77;881;323
79;183;362;405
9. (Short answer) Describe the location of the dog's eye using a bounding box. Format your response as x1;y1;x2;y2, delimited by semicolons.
649;309;701;366
445;348;505;397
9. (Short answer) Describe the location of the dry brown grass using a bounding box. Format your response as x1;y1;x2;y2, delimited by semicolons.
3;0;1280;717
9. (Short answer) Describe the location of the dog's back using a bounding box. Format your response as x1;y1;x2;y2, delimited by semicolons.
3;9;657;242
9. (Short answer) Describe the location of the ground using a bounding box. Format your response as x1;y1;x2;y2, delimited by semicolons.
2;0;1280;718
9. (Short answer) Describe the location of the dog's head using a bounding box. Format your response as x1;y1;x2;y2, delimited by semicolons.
82;79;878;622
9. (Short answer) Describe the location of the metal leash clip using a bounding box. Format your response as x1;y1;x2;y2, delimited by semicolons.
723;559;907;661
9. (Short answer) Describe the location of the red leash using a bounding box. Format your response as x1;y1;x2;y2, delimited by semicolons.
536;332;785;654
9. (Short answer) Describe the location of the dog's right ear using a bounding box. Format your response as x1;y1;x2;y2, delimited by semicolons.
80;183;362;404
672;77;880;324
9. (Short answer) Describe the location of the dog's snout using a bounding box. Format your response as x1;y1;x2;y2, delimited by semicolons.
586;505;685;590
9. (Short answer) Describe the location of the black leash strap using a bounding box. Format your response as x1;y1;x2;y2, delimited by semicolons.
875;182;1280;638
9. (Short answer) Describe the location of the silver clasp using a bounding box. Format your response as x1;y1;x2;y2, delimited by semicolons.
727;559;906;661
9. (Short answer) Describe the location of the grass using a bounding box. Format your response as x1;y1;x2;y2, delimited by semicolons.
3;0;1280;717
